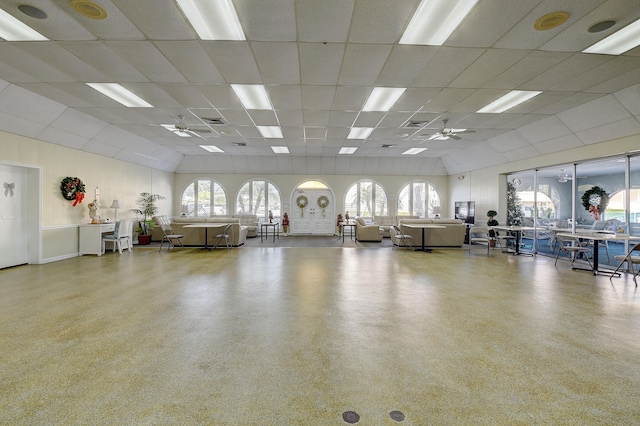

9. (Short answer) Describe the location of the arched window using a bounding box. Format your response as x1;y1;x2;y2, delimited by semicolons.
236;179;282;222
398;181;441;218
344;180;388;220
181;178;227;217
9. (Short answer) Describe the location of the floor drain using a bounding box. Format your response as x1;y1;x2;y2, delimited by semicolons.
342;411;360;423
390;410;405;421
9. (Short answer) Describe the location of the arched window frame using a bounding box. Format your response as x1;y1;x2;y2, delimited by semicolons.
236;178;282;222
398;181;442;218
180;178;228;217
344;180;388;219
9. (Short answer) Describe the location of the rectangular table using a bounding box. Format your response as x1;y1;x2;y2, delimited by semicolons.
492;226;536;256
402;224;446;252
340;221;356;242
556;232;637;276
79;222;116;256
183;223;229;250
261;222;279;242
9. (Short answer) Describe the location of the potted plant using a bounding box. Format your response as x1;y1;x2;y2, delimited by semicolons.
131;192;165;245
487;210;499;247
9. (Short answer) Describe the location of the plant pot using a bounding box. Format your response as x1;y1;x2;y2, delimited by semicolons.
489;239;496;248
138;234;152;245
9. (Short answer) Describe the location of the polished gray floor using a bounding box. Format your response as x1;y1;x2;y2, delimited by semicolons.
1;243;639;425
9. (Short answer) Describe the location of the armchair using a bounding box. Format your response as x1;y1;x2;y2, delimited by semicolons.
355;217;382;242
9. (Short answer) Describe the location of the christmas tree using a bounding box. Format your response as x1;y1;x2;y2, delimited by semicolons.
507;182;524;226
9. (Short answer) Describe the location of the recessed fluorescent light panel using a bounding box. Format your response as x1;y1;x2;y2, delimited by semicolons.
231;84;272;110
177;0;245;40
399;0;479;46
339;147;358;154
402;148;427;155
200;145;224;153
86;83;153;107
477;90;542;113
347;127;374;139
362;87;406;111
583;18;640;55
0;7;48;40
257;126;283;138
271;146;289;154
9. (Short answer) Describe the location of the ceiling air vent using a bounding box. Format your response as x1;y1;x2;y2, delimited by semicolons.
381;144;396;149
202;117;225;125
232;142;247;147
70;0;108;19
403;120;428;128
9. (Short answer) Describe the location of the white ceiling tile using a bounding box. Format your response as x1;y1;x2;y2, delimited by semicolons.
557;95;631;132
155;42;225;83
575;117;640;145
348;0;415;44
338;44;392;86
301;86;336;110
413;48;485;88
299;43;344;85
252;43;300;84
613;83;640;116
236;0;296;41
296;0;354;42
533;134;584;155
202;42;262;83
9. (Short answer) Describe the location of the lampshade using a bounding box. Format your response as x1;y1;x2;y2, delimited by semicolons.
110;200;121;209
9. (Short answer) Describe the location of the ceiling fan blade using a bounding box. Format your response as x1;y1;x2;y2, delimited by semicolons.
190;128;212;134
449;134;462;140
458;129;476;134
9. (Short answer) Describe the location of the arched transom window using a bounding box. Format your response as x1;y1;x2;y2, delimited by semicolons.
398;181;441;218
181;178;227;217
236;179;282;222
344;180;388;219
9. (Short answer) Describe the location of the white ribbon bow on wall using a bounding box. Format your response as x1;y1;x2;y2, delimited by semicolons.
4;182;14;197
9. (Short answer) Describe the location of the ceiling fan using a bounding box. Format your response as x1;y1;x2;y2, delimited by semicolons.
425;119;476;140
162;115;212;137
557;169;587;183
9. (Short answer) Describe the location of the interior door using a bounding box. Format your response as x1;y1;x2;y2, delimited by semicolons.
0;165;28;269
291;190;334;235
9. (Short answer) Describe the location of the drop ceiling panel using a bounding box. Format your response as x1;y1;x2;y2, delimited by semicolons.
155;84;213;109
301;86;336;110
614;83;640;115
202;42;262;83
59;41;148;82
555;56;640;93
576;117;640;145
302;111;330;127
52;0;145;39
0;44;74;83
252;43;300;84
235;0;296;41
332;86;369;111
533;134;584;155
376;46;438;86
485;51;570;89
518;115;572;144
269;86;303;110
154;42;225;83
533;92;604;115
348;0;415;44
558;95;631;132
299;43;344;85
413;48;485;88
110;0;196;39
338;44;392;86
296;0;354;42
451;49;530;89
106;41;186;83
18;83;93;108
0;85;65;125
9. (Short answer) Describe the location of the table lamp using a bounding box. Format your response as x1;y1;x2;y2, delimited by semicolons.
110;199;121;221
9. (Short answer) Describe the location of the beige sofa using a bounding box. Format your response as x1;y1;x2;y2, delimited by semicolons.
152;216;248;247
355;217;383;242
233;215;259;238
375;215;418;238
391;218;466;248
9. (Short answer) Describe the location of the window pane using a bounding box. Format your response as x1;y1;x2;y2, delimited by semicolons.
267;183;280;219
631;157;640;237
374;184;388;216
181;182;195;216
252;181;266;216
412;183;426;218
345;185;358;218
197;179;211;217
398;185;410;216
237;183;250;214
359;181;373;219
213;183;226;215
428;184;440;217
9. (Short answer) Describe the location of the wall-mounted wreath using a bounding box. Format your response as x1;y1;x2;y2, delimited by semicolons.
581;186;609;220
60;177;86;206
296;195;308;217
317;195;329;217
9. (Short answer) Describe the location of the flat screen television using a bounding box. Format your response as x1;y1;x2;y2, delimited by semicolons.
455;201;475;224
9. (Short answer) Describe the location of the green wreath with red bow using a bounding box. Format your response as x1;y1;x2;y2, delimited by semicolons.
60;177;86;206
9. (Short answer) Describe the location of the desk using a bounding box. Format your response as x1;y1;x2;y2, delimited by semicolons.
184;223;228;250
79;222;115;256
492;226;535;256
403;224;446;252
558;231;620;276
340;221;356;242
261;222;279;242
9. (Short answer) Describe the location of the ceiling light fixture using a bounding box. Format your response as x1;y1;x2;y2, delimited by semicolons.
200;145;224;153
402;147;427;155
477;90;542;113
177;0;245;40
86;83;153;107
399;0;479;46
271;146;289;154
347;127;374;139
231;84;272;110
362;87;406;111
257;126;283;138
339;147;357;154
583;18;640;55
0;7;48;40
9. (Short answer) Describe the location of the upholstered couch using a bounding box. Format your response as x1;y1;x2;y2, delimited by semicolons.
391;218;466;248
233;214;259;237
355;217;383;242
375;215;418;238
151;216;248;247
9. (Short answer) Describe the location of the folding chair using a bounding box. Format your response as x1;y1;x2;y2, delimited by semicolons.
469;227;491;256
611;242;640;286
392;225;413;251
157;215;184;252
555;235;593;269
213;223;233;250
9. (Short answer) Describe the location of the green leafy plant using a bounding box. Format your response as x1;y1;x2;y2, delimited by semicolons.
487;210;499;227
131;192;165;235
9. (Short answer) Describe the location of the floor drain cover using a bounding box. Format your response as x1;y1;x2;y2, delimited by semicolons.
342;411;360;423
390;410;405;421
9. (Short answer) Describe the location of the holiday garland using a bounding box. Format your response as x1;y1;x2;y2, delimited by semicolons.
581;186;609;220
60;177;86;206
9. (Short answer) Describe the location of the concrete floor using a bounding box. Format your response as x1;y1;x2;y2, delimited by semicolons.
1;244;639;425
